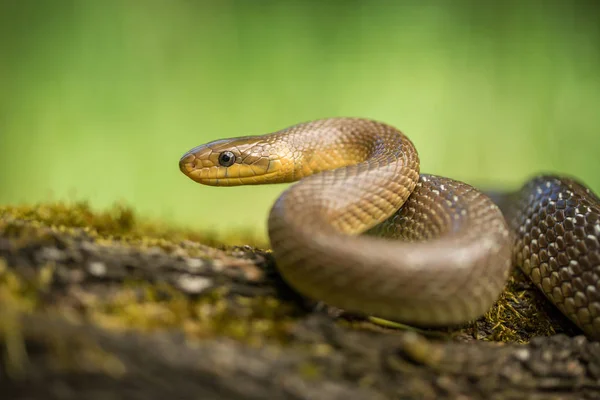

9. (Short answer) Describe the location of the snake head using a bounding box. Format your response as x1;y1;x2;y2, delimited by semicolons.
179;137;294;186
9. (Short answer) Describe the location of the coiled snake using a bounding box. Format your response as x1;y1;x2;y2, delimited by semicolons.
179;118;600;339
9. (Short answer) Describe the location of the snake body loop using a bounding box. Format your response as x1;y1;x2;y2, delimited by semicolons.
179;118;600;338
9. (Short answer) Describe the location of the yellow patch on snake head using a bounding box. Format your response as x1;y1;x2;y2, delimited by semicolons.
179;136;295;186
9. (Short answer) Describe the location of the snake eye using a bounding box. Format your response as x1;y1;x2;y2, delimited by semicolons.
218;151;236;167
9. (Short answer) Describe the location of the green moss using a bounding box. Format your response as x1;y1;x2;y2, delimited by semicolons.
0;258;44;315
0;260;126;378
0;264;296;348
79;282;297;345
0;259;35;378
0;201;268;248
297;361;322;380
0;201;296;354
0;201;576;349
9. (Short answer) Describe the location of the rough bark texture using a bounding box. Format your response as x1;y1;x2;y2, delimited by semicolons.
1;207;599;400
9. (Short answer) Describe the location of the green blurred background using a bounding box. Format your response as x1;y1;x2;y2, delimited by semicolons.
1;1;599;240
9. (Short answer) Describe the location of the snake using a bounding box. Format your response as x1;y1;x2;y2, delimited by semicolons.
178;118;600;339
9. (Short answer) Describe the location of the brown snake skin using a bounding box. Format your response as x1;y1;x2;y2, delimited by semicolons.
179;118;600;339
502;177;600;338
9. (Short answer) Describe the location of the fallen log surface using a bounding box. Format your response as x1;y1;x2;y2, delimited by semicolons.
1;204;599;400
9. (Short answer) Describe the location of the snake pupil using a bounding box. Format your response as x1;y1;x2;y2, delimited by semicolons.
218;151;235;167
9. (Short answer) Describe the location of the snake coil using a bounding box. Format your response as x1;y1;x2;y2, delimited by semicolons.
179;118;600;339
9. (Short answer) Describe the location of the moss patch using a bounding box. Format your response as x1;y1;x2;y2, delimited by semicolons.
0;201;268;248
0;201;581;350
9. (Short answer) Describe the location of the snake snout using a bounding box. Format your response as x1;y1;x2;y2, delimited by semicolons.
179;152;197;175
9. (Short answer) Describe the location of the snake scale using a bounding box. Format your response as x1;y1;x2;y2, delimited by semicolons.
179;118;600;339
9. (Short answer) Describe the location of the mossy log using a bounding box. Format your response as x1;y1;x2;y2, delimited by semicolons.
1;203;599;399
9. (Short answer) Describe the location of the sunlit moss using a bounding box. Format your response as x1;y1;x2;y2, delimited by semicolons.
0;201;268;248
0;257;295;349
0;201;579;349
82;283;297;345
0;200;295;356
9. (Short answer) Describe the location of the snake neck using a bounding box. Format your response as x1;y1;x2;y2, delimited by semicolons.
267;119;420;235
267;118;419;183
